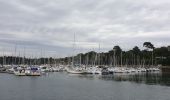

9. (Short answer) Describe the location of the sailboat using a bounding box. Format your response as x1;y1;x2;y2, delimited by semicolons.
66;66;86;74
66;34;86;74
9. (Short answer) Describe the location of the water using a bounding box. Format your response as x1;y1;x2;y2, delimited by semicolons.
0;72;170;100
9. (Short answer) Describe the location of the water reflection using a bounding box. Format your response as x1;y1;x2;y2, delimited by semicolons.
72;72;170;86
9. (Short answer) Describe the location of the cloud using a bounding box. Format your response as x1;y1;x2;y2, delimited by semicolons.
0;0;170;57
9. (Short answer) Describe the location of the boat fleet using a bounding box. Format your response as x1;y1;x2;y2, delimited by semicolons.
0;64;161;76
65;65;161;75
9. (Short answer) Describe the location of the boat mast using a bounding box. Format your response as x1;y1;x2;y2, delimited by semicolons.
72;33;76;67
18;51;20;65
121;51;123;67
23;47;26;65
86;53;89;66
80;53;81;66
14;44;17;65
113;48;116;67
94;51;97;66
98;43;101;66
2;48;4;66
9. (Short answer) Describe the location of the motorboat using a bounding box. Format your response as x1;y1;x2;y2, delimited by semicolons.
26;67;41;76
14;67;26;76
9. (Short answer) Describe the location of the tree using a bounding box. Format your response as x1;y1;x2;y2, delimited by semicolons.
143;42;155;50
132;46;141;55
113;45;122;56
143;42;155;66
113;46;122;66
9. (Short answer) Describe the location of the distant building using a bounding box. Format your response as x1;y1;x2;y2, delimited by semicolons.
168;46;170;51
156;57;167;59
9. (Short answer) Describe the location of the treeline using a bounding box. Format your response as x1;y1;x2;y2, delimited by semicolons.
0;57;60;65
0;42;170;66
61;42;170;66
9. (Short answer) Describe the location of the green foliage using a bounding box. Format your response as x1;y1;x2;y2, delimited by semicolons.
0;42;170;66
143;42;155;50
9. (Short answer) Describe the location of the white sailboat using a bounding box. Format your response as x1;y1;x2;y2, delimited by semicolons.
66;34;86;74
66;67;86;74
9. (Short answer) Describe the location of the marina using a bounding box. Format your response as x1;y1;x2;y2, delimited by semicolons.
1;0;170;100
0;33;168;100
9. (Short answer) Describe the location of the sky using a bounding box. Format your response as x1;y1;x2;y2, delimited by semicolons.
0;0;170;57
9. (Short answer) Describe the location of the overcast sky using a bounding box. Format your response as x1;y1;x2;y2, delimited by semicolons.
0;0;170;57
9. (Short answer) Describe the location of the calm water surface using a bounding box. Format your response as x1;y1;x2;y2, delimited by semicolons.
0;72;170;100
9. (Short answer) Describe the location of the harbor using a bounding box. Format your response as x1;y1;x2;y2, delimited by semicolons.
1;0;170;100
0;37;168;100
